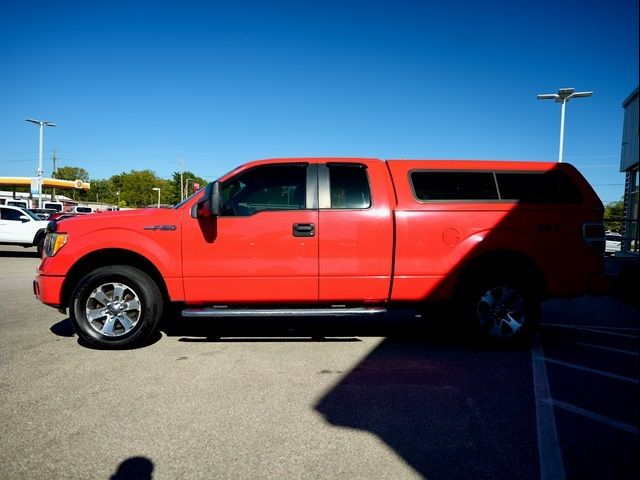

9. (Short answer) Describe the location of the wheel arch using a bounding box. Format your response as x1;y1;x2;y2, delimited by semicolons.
456;249;547;298
61;248;169;309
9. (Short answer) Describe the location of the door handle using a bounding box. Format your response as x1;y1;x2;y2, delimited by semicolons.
293;223;315;237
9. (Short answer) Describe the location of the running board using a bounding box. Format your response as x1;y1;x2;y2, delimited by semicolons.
181;306;388;318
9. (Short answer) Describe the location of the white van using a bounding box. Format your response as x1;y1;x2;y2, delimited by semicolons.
42;201;64;212
6;199;30;209
71;206;93;214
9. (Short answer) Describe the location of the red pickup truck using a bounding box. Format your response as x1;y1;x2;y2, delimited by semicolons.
34;158;605;348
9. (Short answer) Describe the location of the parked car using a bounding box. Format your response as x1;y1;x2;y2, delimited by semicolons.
35;158;606;349
28;208;57;220
0;205;49;255
605;232;622;255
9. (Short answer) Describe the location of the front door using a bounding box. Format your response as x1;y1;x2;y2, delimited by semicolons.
182;163;319;304
0;207;32;243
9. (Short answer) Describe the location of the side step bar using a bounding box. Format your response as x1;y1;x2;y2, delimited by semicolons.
181;306;388;318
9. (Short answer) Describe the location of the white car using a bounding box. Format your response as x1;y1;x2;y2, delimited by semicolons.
605;232;622;255
0;205;50;255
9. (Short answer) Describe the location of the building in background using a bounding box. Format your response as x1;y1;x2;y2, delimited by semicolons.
620;87;639;254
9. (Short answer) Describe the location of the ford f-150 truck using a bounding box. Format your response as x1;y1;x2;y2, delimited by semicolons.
34;158;606;348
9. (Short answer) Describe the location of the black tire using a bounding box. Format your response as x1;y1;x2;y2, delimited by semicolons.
459;271;539;345
36;237;44;257
69;265;163;349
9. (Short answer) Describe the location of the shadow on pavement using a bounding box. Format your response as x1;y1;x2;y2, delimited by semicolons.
110;456;154;480
50;318;75;337
314;334;539;480
0;250;39;258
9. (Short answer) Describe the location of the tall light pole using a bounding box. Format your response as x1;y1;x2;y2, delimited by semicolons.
152;187;161;208
25;118;56;207
537;88;592;163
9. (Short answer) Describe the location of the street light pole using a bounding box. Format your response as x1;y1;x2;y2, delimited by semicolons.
152;187;161;208
537;88;592;163
184;178;193;198
25;118;56;207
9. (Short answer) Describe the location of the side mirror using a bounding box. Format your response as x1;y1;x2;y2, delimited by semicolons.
20;215;30;223
197;181;221;218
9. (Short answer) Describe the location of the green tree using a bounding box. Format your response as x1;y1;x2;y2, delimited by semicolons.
87;179;113;205
604;198;624;232
54;166;89;182
111;170;173;208
168;171;208;204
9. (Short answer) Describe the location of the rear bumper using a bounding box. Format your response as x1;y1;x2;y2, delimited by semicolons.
34;273;65;307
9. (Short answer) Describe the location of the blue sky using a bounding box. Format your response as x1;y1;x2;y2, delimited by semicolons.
0;0;637;203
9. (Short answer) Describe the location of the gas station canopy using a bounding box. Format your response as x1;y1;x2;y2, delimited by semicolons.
0;177;90;191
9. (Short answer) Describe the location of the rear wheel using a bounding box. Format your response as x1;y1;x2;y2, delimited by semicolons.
69;265;163;349
460;272;539;344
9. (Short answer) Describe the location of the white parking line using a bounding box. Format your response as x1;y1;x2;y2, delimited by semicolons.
542;398;639;435
540;324;639;338
564;340;639;356
541;323;639;331
572;325;640;331
531;335;566;480
541;357;639;384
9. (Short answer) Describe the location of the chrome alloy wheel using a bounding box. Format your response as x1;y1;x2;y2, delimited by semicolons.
85;282;142;337
476;286;526;338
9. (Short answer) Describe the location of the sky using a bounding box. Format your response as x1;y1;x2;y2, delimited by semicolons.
0;0;637;204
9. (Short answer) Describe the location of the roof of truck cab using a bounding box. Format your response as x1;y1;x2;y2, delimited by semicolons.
244;157;566;170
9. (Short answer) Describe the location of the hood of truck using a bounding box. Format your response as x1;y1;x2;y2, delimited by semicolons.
53;208;183;233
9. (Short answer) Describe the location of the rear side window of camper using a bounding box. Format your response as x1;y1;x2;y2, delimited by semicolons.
410;170;583;203
495;171;582;203
410;172;499;201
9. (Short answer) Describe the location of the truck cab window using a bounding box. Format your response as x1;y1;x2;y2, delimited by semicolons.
220;165;307;216
329;165;371;209
1;207;26;221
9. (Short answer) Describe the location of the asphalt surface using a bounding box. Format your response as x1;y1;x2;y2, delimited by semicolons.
0;245;638;480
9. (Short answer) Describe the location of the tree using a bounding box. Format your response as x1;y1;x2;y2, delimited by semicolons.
54;166;89;182
88;179;113;205
168;170;208;204
112;170;173;207
604;198;624;233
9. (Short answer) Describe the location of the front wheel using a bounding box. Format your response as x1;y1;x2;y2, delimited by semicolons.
69;265;163;349
36;237;44;257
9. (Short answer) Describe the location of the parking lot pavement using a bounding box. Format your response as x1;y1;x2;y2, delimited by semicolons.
536;297;639;480
1;246;638;479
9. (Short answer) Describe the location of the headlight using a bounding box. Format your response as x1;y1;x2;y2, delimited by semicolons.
44;233;68;257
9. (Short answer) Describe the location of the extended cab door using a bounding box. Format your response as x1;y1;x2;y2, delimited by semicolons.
318;161;395;302
182;163;319;304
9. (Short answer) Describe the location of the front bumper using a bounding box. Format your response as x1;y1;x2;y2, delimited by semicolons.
33;273;65;308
